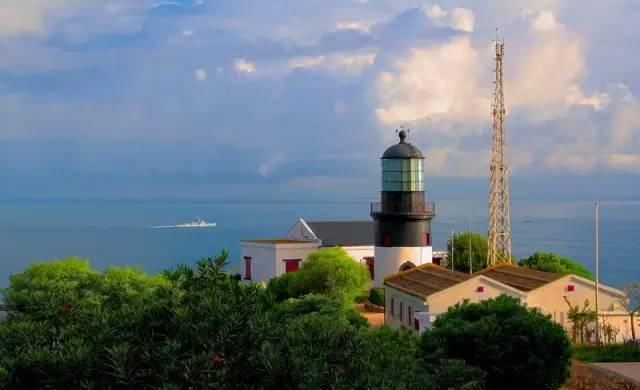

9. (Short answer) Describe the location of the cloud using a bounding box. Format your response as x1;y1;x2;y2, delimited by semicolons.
424;4;475;32
290;56;326;69
607;154;640;171
234;58;257;74
336;20;374;33
258;152;286;178
450;8;475;33
375;36;489;126
331;50;377;73
0;0;89;37
1;0;640;188
194;68;207;81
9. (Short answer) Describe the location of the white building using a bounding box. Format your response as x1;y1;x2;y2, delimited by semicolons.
384;264;632;342
241;219;375;283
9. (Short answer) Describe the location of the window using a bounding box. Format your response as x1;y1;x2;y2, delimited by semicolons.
244;257;252;280
364;257;375;280
390;298;395;317
477;286;485;293
284;259;301;273
408;306;413;325
400;302;404;321
383;233;391;247
414;318;420;331
567;284;575;292
423;232;431;246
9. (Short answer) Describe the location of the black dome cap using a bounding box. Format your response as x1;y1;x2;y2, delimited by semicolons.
382;129;424;159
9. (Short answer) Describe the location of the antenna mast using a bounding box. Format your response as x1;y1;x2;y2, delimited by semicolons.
487;33;513;266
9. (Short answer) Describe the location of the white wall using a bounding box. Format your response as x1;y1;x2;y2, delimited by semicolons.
241;243;277;283
274;245;318;276
373;246;432;287
384;287;427;330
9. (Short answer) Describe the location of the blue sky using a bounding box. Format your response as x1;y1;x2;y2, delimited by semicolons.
1;0;639;200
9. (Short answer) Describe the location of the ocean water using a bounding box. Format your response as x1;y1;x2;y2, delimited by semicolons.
0;199;638;289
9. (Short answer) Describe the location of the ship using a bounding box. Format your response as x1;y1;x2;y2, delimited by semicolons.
175;217;216;228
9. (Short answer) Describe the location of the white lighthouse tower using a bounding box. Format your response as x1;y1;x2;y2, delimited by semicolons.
370;129;436;287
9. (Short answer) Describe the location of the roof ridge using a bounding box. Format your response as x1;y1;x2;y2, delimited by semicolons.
492;266;561;282
384;263;438;282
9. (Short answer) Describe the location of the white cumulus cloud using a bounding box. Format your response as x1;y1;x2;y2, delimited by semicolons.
290;56;326;69
194;68;207;81
234;58;256;74
424;4;475;32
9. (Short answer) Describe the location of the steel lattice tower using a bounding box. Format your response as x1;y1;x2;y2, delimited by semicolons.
487;37;512;265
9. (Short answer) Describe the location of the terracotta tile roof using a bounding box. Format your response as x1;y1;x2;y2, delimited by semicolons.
384;264;471;299
474;264;563;291
242;239;313;244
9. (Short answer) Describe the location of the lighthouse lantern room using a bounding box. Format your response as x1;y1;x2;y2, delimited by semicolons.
370;129;436;287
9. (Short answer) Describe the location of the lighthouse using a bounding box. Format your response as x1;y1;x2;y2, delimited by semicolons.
370;129;436;287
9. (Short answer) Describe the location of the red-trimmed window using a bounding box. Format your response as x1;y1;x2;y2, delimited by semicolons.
477;286;485;293
408;306;413;325
423;232;431;246
284;259;301;273
391;298;395;317
567;284;575;292
364;257;375;280
244;257;252;280
414;318;420;331
400;302;404;321
383;233;391;247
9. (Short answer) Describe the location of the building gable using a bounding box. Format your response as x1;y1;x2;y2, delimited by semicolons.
284;218;318;241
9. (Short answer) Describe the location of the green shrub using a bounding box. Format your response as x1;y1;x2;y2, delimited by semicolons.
573;343;640;362
288;247;371;307
519;252;594;280
266;272;297;302
420;295;571;390
354;294;369;304
368;288;385;306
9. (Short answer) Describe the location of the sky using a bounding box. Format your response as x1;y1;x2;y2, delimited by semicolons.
1;0;639;200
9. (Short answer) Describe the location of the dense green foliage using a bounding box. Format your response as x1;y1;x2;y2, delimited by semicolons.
0;254;572;389
269;247;371;307
572;343;640;363
518;252;594;280
368;288;385;306
447;231;488;273
420;295;571;390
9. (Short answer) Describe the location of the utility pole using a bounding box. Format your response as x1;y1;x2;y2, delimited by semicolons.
451;230;455;271
469;195;473;275
487;32;513;266
595;202;600;344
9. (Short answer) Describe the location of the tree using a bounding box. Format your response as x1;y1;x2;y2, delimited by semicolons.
563;297;597;344
620;283;640;340
519;252;594;280
420;295;571;390
447;231;488;273
287;247;371;307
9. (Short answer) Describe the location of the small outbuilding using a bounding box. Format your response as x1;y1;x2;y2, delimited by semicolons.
384;263;634;342
241;218;375;283
384;264;526;332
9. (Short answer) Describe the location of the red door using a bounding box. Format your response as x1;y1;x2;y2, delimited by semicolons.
244;257;252;280
364;257;375;280
285;259;301;273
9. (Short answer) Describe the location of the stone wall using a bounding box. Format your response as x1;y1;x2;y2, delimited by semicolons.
566;361;640;389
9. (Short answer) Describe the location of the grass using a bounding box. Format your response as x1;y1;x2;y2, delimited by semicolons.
573;342;640;362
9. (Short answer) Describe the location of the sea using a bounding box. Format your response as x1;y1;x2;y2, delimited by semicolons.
0;199;638;289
